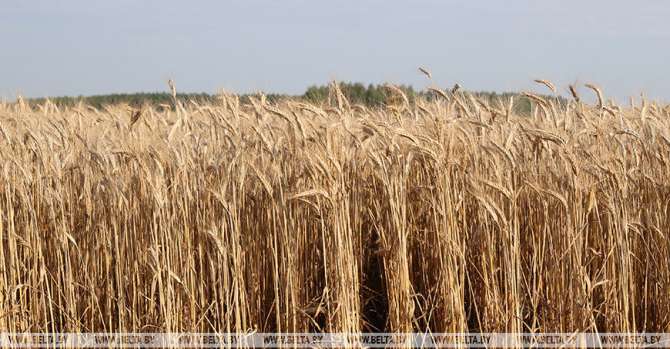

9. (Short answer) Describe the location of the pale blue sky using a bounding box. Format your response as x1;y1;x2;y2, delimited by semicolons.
1;0;669;101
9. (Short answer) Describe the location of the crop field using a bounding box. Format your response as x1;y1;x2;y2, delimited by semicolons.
0;83;669;334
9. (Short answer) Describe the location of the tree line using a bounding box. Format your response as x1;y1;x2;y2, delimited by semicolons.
27;82;565;115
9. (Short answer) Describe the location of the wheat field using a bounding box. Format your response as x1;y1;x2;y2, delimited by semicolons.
0;83;669;335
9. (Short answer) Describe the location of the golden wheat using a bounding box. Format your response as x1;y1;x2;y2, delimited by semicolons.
0;83;668;337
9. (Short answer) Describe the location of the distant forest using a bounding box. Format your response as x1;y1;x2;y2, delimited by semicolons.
26;82;566;115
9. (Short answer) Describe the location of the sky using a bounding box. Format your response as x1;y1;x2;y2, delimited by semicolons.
1;0;669;102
